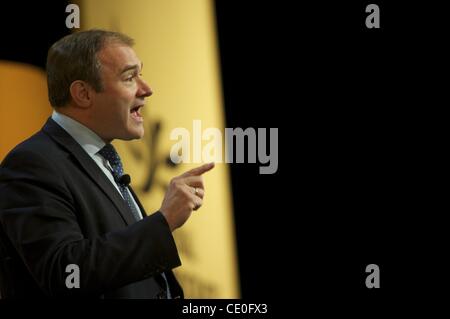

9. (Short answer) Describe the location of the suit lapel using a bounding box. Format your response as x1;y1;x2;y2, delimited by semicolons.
42;118;136;226
128;185;147;217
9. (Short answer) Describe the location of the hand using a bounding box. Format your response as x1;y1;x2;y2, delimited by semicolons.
159;162;215;231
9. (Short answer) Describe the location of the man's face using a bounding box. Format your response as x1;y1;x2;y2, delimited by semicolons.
91;42;152;142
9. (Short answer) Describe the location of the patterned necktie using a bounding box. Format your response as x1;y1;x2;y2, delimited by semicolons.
98;144;141;221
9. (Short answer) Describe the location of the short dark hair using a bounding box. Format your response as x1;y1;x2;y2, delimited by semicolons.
46;29;134;107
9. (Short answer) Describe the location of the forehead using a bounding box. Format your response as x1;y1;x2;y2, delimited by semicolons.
97;42;141;73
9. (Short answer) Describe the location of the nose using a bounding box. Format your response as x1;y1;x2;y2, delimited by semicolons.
137;78;153;98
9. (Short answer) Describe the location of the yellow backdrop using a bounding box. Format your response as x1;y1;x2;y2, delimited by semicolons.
79;0;239;298
0;0;239;298
0;61;52;160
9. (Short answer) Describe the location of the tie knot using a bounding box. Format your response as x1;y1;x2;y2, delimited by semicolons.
98;144;123;176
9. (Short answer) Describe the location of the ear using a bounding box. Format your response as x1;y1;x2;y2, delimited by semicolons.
69;80;93;108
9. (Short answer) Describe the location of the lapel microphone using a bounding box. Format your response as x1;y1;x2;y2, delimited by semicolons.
117;174;131;186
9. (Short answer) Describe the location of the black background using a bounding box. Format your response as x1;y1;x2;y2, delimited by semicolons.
215;0;446;302
0;0;447;311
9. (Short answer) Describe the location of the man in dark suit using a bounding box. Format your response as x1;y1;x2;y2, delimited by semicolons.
0;29;214;298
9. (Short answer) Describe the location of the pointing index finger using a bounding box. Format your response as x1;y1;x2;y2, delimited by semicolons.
181;162;215;177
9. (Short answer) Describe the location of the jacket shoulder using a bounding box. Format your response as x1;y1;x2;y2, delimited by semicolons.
0;129;67;184
1;130;62;166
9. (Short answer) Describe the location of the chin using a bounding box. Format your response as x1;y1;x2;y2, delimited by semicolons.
127;129;145;140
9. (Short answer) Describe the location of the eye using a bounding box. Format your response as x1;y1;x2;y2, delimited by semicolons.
125;73;143;82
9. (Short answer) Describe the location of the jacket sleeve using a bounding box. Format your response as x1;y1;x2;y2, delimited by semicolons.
0;148;181;297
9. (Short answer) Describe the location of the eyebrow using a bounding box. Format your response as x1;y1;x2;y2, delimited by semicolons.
119;62;143;75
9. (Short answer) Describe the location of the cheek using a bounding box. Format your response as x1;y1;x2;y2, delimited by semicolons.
97;86;135;120
107;93;132;115
97;98;126;125
117;89;135;109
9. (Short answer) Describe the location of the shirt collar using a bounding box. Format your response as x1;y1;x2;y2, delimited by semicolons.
51;110;106;158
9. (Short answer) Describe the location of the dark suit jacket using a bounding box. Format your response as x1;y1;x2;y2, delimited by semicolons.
0;118;183;299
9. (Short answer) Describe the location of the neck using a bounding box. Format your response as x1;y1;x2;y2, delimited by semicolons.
54;107;113;144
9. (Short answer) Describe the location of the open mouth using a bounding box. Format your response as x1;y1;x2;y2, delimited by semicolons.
130;105;144;122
